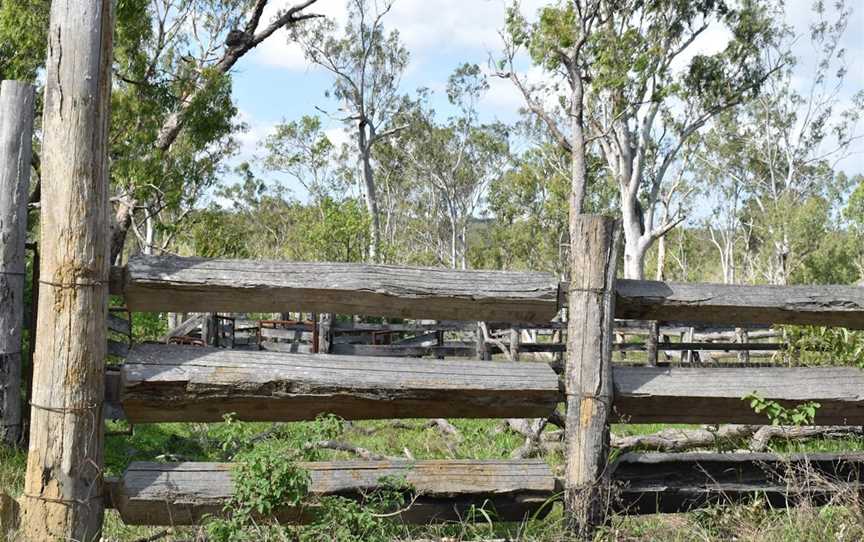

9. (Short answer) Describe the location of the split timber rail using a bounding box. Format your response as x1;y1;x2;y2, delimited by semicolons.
93;222;864;532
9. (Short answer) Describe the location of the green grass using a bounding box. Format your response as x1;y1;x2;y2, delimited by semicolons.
4;416;864;541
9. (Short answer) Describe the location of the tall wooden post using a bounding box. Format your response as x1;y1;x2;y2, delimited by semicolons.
0;81;34;445
21;1;114;539
564;216;621;538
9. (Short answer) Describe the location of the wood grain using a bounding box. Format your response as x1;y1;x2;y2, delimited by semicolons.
613;366;864;424
109;459;556;526
564;216;621;536
120;344;560;423
0;80;34;445
612;280;864;328
119;255;561;323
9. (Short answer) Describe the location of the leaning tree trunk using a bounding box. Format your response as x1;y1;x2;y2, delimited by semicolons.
0;81;34;446
21;1;114;539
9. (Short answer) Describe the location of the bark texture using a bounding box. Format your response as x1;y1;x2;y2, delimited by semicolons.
21;1;113;539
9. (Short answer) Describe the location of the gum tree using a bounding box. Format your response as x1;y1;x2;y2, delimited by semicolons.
501;0;779;278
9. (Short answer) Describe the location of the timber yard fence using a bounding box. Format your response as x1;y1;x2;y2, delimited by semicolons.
88;228;864;532
4;63;864;536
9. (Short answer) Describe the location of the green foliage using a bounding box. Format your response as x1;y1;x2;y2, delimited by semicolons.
300;477;411;542
744;392;820;426
206;440;311;542
205;413;413;542
0;0;50;81
782;325;864;368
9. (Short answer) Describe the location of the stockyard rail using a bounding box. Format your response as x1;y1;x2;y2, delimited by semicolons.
78;243;864;532
10;224;864;536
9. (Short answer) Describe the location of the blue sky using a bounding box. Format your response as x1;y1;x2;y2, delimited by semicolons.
227;0;864;202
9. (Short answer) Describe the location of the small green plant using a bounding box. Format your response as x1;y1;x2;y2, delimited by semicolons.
743;392;820;426
206;441;311;542
300;475;413;542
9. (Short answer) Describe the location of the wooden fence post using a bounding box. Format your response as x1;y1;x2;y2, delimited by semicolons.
564;215;621;538
509;327;521;361
0;80;34;446
645;321;659;367
318;313;334;354
21;0;114;539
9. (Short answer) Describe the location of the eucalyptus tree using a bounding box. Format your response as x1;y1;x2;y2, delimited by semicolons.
501;0;779;278
0;0;323;262
398;64;509;269
262;115;349;204
110;0;322;262
291;0;410;262
698;0;862;285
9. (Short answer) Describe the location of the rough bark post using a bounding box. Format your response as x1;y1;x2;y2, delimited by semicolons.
21;1;114;539
564;216;621;538
0;81;34;446
645;321;659;367
202;313;216;346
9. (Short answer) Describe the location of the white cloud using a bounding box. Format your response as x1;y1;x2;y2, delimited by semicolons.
250;0;542;71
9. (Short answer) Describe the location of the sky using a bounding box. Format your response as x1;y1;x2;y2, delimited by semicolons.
227;0;864;201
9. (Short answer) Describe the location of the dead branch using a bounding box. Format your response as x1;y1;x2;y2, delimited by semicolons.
749;425;864;452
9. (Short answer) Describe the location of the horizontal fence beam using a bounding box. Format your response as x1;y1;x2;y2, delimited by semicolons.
111;256;560;323
106;452;864;525
330;343;477;358
110;257;864;328
614;451;864;514
118;344;560;423
112;346;864;426
613;366;864;425
611;280;864;329
107;459;556;526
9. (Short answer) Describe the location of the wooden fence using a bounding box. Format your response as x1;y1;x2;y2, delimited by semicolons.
78;233;864;534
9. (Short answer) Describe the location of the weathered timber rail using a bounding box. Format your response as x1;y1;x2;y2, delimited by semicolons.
109;256;864;327
107;460;556;525
110;256;560;323
105;452;864;525
118;344;559;423
611;280;864;328
614;452;864;514
108;346;864;426
613;366;864;424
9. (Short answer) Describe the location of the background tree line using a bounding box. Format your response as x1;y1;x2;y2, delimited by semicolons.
1;0;861;287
